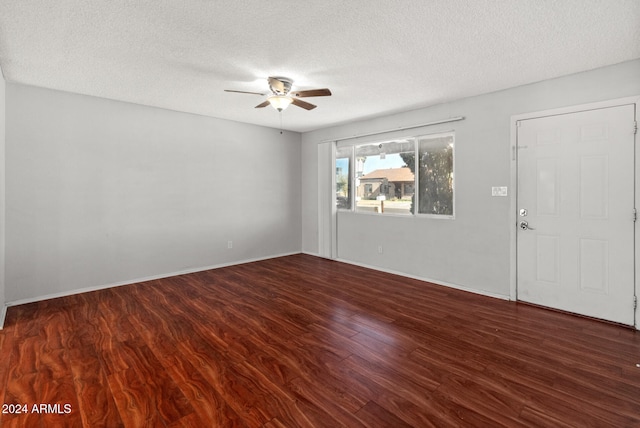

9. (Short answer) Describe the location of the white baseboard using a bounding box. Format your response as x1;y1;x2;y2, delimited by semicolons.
303;250;335;260
335;257;511;301
6;251;301;308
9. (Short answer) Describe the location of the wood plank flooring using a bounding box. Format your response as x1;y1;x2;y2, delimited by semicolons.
1;253;639;427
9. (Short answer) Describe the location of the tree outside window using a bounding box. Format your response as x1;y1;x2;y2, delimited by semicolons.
400;133;454;216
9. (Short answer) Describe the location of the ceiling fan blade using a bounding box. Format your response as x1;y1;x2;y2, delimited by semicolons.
255;100;270;108
225;89;266;96
268;77;286;94
291;98;317;110
292;88;332;98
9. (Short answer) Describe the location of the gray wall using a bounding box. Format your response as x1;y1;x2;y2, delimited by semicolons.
0;74;5;323
302;59;640;298
5;83;301;303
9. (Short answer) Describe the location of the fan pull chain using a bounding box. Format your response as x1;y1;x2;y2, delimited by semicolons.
279;111;283;134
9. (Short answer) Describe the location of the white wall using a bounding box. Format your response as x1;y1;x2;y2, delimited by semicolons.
302;59;640;298
5;83;301;303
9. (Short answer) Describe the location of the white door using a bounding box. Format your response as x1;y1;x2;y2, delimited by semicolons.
517;104;636;325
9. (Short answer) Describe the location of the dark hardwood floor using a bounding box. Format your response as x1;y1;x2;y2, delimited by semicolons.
1;254;639;427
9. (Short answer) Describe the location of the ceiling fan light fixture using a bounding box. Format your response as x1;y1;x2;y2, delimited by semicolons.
268;95;293;111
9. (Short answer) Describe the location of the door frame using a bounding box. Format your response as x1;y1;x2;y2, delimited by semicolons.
509;96;640;328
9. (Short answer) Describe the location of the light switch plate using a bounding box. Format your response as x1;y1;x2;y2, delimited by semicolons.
491;186;508;197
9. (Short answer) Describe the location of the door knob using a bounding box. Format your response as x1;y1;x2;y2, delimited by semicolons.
519;221;535;230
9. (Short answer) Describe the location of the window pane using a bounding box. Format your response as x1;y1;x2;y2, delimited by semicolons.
335;146;352;210
355;140;415;215
417;134;454;216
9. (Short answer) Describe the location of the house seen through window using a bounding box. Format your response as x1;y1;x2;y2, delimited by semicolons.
355;139;415;215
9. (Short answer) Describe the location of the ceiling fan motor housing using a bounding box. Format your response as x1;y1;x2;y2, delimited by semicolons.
269;76;293;95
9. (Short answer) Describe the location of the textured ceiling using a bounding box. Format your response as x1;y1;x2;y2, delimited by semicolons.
0;1;638;132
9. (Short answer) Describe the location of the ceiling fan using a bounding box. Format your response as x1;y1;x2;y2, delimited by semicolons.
225;76;332;111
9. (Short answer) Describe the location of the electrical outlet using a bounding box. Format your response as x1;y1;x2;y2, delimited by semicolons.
227;240;233;249
377;245;383;254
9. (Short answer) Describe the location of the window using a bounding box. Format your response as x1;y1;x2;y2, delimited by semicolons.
334;132;454;218
417;133;454;216
354;139;415;215
335;146;352;210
